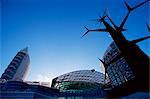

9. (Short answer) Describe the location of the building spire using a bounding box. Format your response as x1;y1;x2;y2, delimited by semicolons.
20;47;28;54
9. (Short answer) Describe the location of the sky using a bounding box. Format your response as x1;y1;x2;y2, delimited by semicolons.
0;0;149;82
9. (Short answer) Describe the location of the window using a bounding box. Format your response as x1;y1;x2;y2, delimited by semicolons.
113;80;117;86
111;76;115;81
115;74;118;78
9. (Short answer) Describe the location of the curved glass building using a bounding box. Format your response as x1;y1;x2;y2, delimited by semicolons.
103;42;135;87
51;70;107;98
1;47;30;81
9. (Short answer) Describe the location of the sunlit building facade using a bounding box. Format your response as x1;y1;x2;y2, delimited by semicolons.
103;42;135;87
1;47;30;81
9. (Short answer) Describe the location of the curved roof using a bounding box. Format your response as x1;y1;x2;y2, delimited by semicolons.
53;70;106;84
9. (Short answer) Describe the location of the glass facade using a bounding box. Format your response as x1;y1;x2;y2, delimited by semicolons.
59;87;107;98
52;70;107;86
103;42;121;64
103;42;135;87
51;70;107;98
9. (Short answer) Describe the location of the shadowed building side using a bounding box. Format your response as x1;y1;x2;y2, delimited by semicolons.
102;41;150;97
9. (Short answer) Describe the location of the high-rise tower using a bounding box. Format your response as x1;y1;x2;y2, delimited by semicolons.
1;47;30;81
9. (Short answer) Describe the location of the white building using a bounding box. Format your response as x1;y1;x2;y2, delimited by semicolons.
1;47;30;81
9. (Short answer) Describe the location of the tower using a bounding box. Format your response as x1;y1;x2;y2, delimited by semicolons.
1;47;30;81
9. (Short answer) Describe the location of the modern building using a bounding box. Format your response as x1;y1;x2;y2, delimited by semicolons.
0;70;108;99
1;47;30;81
102;42;149;97
83;1;149;98
103;42;135;87
51;70;108;98
0;80;59;99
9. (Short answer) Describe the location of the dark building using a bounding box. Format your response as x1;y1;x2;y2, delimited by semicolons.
102;42;149;97
82;0;150;98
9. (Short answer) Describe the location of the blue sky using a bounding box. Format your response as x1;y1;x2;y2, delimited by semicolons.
0;0;149;82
